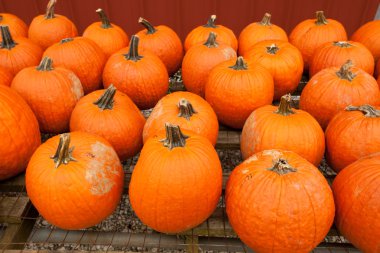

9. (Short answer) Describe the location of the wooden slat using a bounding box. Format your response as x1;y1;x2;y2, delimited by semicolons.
0;197;30;223
0;174;26;192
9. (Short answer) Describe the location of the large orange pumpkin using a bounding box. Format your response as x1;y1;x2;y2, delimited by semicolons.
26;132;124;230
136;17;183;75
238;13;288;56
11;57;83;133
326;104;380;172
83;8;129;58
300;60;380;129
43;37;106;94
0;66;13;86
205;56;273;129
226;150;335;253
351;20;380;61
129;123;222;233
244;40;303;100
0;13;28;41
241;94;325;166
182;32;237;97
0;85;40;180
70;85;146;161
143;91;218;145
289;11;347;69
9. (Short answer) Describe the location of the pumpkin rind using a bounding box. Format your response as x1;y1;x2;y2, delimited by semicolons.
0;13;28;41
0;66;13;86
351;20;380;61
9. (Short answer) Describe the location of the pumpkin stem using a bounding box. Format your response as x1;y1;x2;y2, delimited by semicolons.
266;43;280;54
346;104;380;118
138;17;157;34
204;32;218;48
0;15;3;22
160;123;189;150
45;0;56;19
333;41;352;48
336;60;356;81
61;38;74;44
315;11;328;25
93;85;116;110
275;94;295;116
259;13;272;26
178;98;197;120
36;57;54;71
269;158;297;175
0;26;17;49
96;8;112;29
124;35;143;61
50;133;77;169
229;56;248;70
204;15;217;28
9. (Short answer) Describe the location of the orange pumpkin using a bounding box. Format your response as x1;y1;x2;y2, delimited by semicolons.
0;26;42;75
241;94;325;165
238;13;288;56
182;32;237;97
205;56;273;129
310;41;374;76
0;66;13;86
43;37;106;94
26;132;124;230
226;150;335;253
28;0;78;50
129;123;222;233
103;35;169;109
300;60;380;129
326;104;380;172
289;11;347;69
0;13;28;41
376;58;380;78
83;8;129;58
0;85;40;180
244;40;303;100
143;91;218;145
11;57;83;133
333;152;380;253
70;85;146;161
184;15;237;51
136;17;183;75
351;20;380;61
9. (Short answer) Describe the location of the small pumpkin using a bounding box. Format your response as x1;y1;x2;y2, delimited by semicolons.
310;41;374;76
0;66;13;86
136;17;183;75
0;85;40;180
103;35;168;109
83;8;129;58
238;13;288;56
11;57;83;133
70;85;146;161
241;94;325;165
26;132;124;230
184;15;237;51
143;91;218;145
43;37;106;94
129;123;222;233
182;32;237;97
226;149;335;253
244;40;303;100
205;56;273;129
289;11;347;69
300;60;380;129
0;13;28;41
351;20;380;61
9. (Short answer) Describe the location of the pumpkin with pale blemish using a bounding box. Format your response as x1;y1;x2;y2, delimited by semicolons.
26;132;123;230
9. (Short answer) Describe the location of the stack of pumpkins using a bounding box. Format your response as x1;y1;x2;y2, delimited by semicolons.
1;1;380;252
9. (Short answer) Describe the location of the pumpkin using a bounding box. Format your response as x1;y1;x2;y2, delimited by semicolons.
300;60;380;129
26;132;123;230
0;13;28;41
136;17;183;75
238;13;288;56
241;94;325;165
0;85;40;180
326;104;380;172
11;57;83;134
310;41;374;76
143;91;218;145
332;153;380;253
205;56;273;129
43;37;106;94
351;20;380;61
28;0;78;50
376;58;380;78
182;32;237;97
0;66;13;86
83;8;129;58
244;40;303;100
103;35;169;109
0;26;42;75
226;149;335;253
184;15;237;51
129;123;222;233
70;85;146;161
289;11;347;69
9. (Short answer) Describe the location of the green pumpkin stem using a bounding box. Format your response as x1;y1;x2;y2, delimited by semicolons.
93;85;116;110
0;26;17;49
45;0;56;19
204;15;217;28
269;158;297;175
204;32;218;48
50;133;77;168
346;104;380;118
260;13;272;26
138;17;157;34
266;43;280;54
160;123;189;150
275;94;295;116
36;57;54;71
124;35;143;61
178;98;197;120
334;41;352;48
61;38;74;44
315;11;328;25
229;56;248;70
96;8;112;29
336;60;356;81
